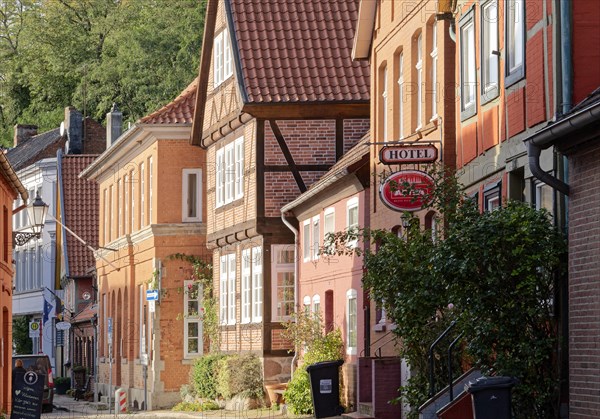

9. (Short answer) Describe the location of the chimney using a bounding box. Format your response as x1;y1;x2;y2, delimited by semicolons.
64;107;83;154
106;104;122;148
13;124;38;147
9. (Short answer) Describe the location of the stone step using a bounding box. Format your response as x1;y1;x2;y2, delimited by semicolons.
358;402;373;416
342;411;376;419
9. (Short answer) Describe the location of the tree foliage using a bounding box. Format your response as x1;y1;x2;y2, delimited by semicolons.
12;315;32;354
0;0;206;146
326;165;566;418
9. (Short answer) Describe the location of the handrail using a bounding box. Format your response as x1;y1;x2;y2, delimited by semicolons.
428;320;456;398
447;332;463;402
375;335;399;358
359;329;395;357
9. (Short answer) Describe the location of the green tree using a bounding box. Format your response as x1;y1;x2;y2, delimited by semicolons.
0;0;206;146
327;165;566;418
12;315;32;354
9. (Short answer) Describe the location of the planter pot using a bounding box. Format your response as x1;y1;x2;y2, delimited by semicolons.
55;382;70;395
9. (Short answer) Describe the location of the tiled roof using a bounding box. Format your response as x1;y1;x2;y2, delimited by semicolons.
61;154;99;278
71;302;97;324
140;78;198;124
229;0;370;103
6;128;63;171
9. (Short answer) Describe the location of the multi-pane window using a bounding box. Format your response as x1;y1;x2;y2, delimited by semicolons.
214;28;233;88
272;245;295;321
116;179;121;237
184;280;202;357
535;181;553;213
140;163;145;228
484;182;501;211
312;294;321;317
430;22;438;120
346;197;359;248
382;66;388;142
481;0;499;101
347;289;358;355
312;216;320;260
251;247;263;322
302;220;311;262
216;137;244;208
148;156;153;224
460;10;477;118
108;185;113;242
219;253;236;325
323;208;335;254
506;0;525;85
124;174;129;234
103;189;108;244
303;296;311;313
182;169;202;222
415;33;423;129
130;171;135;231
139;286;146;358
241;249;252;323
397;53;404;139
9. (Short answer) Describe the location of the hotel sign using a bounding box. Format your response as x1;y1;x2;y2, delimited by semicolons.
379;170;434;212
379;144;438;164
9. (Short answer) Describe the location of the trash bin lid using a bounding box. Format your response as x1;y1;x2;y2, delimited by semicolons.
465;376;518;393
306;360;344;372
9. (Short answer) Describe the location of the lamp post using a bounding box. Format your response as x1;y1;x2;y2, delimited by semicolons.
13;193;49;246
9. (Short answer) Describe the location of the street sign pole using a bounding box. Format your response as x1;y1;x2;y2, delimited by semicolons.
108;317;113;414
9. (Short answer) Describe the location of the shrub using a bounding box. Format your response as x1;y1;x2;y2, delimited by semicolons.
284;329;344;415
54;376;71;385
189;354;226;399
215;354;264;400
172;400;219;412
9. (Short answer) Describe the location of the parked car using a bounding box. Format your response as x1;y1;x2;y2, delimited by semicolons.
13;354;54;413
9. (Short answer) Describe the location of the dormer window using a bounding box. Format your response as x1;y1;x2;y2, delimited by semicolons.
214;28;233;88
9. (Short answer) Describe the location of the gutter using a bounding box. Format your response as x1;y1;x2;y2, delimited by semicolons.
524;99;600;196
280;211;299;376
0;152;28;201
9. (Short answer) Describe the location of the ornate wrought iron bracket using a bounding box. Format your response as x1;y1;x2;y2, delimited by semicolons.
13;231;41;247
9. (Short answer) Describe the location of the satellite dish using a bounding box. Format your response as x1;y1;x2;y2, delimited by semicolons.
60;121;65;136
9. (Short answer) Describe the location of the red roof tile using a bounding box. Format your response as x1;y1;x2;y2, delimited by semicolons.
229;0;370;104
140;78;198;124
61;155;99;277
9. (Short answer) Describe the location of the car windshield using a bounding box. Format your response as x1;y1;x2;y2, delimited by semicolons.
15;357;50;377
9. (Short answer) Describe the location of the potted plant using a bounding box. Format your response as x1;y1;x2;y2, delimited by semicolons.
54;377;71;395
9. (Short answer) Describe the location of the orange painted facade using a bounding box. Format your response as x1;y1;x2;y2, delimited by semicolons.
82;112;207;408
0;153;27;413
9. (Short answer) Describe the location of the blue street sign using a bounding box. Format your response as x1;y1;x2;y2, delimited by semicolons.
146;289;159;301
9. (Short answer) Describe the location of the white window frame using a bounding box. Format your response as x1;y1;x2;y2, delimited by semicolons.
182;169;202;222
346;197;359;248
505;0;525;86
347;289;358;355
302;220;311;262
416;33;423;130
216;137;244;208
430;22;438;121
303;295;311;313
481;0;499;102
130;171;135;232
312;215;320;261
323;207;335;254
460;10;477;119
103;189;108;244
251;247;263;323
234;137;244;199
382;66;388;142
271;245;295;322
124;174;129;234
216;148;225;208
312;294;321;317
397;53;404;140
184;280;203;358
241;248;252;324
219;255;228;324
227;254;236;325
140;162;145;228
148;156;153;224
213;28;233;88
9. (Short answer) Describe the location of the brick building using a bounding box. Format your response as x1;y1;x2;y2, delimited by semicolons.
0;152;28;412
351;1;457;416
190;0;370;387
81;80;208;409
281;136;370;410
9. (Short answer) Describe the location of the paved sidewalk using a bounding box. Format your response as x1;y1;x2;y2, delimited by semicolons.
52;394;317;418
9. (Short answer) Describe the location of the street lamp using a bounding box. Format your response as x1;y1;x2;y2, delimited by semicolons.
13;193;49;246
